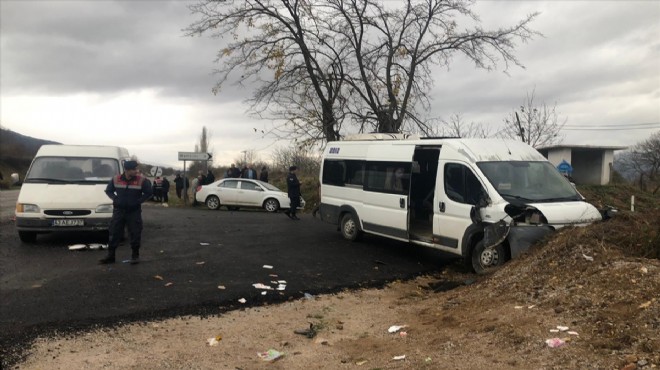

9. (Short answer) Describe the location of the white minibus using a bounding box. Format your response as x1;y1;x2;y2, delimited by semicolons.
319;134;603;273
15;145;131;242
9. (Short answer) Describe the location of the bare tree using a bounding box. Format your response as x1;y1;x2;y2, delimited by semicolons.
429;113;492;138
187;0;538;143
502;89;566;148
271;144;320;174
618;131;660;193
233;149;258;168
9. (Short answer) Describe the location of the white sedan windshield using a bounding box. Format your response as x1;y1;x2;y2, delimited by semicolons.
477;161;580;202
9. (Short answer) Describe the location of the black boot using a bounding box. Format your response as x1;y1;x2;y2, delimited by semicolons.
130;250;140;265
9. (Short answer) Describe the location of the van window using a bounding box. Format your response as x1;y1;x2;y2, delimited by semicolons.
444;163;485;205
477;161;580;202
322;160;365;187
365;162;411;195
25;157;119;184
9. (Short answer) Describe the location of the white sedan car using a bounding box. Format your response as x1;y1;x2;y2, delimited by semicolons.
195;178;305;212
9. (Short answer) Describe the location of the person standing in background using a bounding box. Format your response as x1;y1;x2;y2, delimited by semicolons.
285;166;302;220
161;176;170;203
259;166;269;183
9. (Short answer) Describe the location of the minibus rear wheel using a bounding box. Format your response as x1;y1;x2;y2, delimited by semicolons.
340;213;362;241
471;239;506;274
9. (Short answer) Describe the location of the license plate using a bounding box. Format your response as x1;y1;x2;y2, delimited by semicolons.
52;219;85;227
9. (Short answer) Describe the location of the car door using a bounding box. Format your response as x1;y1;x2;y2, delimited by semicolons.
217;179;240;205
361;145;415;241
238;180;263;206
434;161;487;252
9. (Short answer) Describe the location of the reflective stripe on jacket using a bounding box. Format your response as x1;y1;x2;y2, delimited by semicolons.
105;174;153;210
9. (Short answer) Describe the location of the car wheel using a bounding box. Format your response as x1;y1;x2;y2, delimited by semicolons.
206;195;221;210
18;231;37;243
340;213;362;242
471;239;507;275
263;198;280;212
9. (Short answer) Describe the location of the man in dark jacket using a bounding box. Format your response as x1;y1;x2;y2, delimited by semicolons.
161;176;170;203
284;165;301;220
259;166;269;183
206;169;215;184
173;173;184;199
99;160;152;265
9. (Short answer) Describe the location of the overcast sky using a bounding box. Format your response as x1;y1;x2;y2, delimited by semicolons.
1;0;659;169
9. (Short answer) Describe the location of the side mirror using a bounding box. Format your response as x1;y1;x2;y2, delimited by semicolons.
11;173;20;185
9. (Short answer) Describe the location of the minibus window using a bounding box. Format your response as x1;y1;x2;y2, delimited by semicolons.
322;160;346;186
364;162;411;195
444;163;485;205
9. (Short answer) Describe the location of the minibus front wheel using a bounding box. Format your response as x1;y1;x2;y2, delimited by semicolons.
471;239;506;275
340;213;362;241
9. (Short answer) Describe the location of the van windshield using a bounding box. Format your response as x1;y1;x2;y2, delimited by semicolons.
477;161;581;202
25;157;120;184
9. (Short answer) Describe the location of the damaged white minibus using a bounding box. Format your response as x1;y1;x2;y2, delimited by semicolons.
318;134;604;273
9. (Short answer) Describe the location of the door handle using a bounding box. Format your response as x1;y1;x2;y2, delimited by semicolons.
400;198;406;208
439;201;446;212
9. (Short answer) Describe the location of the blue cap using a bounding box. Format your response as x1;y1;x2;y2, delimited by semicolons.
124;161;138;170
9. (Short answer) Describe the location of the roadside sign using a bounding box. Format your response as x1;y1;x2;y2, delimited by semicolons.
178;152;212;161
149;166;163;177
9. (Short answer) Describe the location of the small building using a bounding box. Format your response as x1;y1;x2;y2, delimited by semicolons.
537;144;627;185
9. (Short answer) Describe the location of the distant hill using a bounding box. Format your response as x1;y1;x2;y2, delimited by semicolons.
0;127;60;186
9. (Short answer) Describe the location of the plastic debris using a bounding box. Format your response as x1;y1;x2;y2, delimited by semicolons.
269;274;278;277
207;335;222;346
557;326;569;331
304;293;314;300
528;305;536;309
196;261;206;265
238;298;247;304
278;280;287;284
567;331;579;336
640;267;648;274
549;329;560;333
388;325;408;333
122;260;131;263
263;265;274;269
153;275;164;280
261;291;267;296
217;285;226;290
257;349;284;362
253;283;273;290
88;243;107;250
277;284;286;291
399;331;408;337
355;360;368;366
582;253;594;261
392;355;406;361
164;282;174;287
68;244;87;251
545;338;566;348
639;301;652;309
425;357;432;363
514;306;524;309
199;242;210;246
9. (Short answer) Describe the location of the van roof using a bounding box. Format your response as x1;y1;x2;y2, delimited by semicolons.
36;144;130;158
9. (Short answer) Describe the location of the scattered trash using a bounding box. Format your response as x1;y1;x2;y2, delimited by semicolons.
639;301;652;309
277;284;286;291
153;275;164;280
355;360;368;366
88;243;107;250
392;355;406;361
68;244;87;251
425;357;432;363
582;253;594;261
257;349;284;362
294;323;317;338
261;291;267;296
557;326;569;331
199;242;210;246
278;280;287;284
238;298;247;304
399;331;408;337
545;338;566;348
269;274;278;277
388;325;408;333
122;260;131;263
217;285;226;290
164;282;174;287
528;305;536;309
549;329;560;333
304;293;314;300
640;267;648;274
207;335;222;346
196;261;206;265
514;306;524;309
567;331;579;336
263;265;274;269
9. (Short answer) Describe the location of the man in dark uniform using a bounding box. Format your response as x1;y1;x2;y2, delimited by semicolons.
284;165;302;220
99;160;153;265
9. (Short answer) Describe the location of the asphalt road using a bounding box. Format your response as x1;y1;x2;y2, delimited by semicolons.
0;204;454;366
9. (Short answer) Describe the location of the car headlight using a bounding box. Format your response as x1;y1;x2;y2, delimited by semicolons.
16;203;40;213
95;204;114;213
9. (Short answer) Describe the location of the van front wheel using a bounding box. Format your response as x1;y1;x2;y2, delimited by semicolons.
18;231;37;243
340;213;362;241
471;240;506;274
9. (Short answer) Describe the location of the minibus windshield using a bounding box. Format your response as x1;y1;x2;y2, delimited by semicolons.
25;157;120;184
477;161;580;202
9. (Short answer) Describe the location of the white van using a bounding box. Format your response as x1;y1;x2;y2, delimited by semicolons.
318;134;603;273
15;145;131;243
